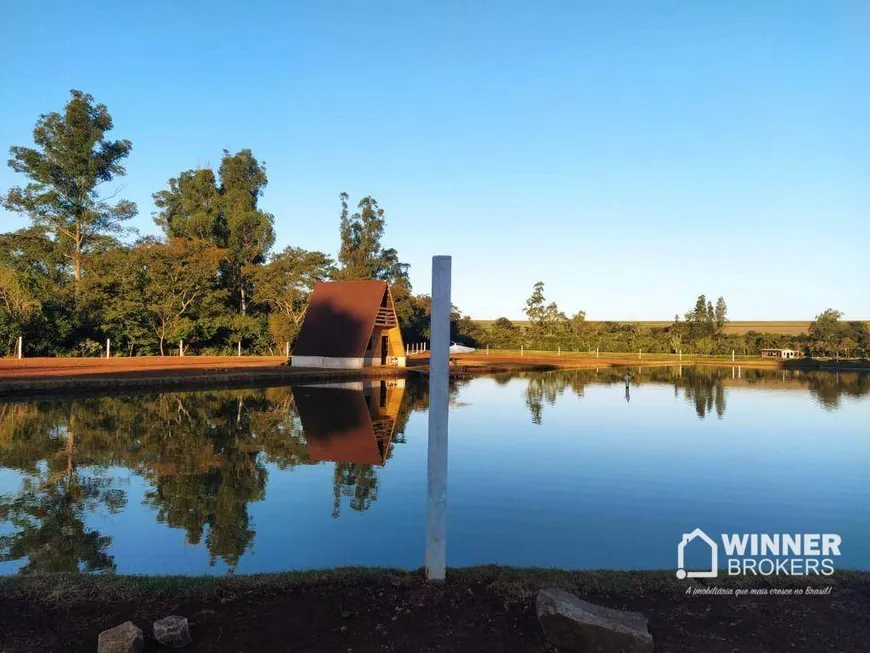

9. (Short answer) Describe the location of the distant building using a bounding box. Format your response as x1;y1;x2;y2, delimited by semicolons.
759;348;800;360
291;280;406;369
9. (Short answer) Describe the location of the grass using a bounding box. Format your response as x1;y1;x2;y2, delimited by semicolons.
2;567;866;606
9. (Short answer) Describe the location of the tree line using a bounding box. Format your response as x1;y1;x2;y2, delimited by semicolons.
463;284;869;358
1;90;865;359
0;90;439;356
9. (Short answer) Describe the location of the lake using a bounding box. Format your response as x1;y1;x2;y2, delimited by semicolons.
0;366;867;575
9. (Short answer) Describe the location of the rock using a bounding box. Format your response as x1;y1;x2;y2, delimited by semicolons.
153;615;192;648
97;621;144;653
536;588;653;653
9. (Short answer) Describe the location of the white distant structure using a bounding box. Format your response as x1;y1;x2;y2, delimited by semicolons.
759;348;799;360
449;341;475;354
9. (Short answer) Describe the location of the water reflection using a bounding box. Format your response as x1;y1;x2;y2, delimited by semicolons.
522;366;869;424
0;380;418;572
0;368;866;574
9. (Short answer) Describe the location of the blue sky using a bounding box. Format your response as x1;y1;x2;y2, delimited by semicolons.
1;1;867;320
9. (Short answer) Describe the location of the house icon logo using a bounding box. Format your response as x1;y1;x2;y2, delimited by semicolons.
676;528;718;579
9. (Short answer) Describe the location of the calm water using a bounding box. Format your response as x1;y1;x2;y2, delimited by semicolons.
0;366;867;575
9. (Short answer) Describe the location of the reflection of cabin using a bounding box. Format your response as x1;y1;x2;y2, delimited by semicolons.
291;281;406;369
760;348;799;360
294;379;406;466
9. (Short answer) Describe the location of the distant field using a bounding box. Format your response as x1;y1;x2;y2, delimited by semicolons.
472;320;825;335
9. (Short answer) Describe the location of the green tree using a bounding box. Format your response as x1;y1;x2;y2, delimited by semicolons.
248;247;334;346
808;309;845;356
137;238;225;355
219;150;275;315
3;90;137;286
154;150;275;315
714;296;727;329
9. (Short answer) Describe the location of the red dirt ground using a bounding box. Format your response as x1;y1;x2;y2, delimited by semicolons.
0;571;868;652
0;356;289;380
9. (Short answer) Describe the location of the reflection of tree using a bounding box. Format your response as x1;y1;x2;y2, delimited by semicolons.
140;392;273;569
516;366;870;422
331;463;379;518
804;372;870;410
0;401;127;573
0;473;120;573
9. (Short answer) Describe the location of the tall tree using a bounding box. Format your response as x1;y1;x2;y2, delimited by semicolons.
153;150;274;315
714;296;728;330
335;193;409;283
808;308;845;356
3;90;137;286
219;150;275;315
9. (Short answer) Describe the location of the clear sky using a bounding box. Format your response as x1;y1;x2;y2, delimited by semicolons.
1;1;867;321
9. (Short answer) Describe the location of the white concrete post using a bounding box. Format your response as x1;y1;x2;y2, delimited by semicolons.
679;350;682;361
106;339;111;359
179;340;184;357
732;350;735;362
486;345;489;356
596;346;599;359
521;345;524;356
285;341;290;358
558;346;561;357
426;255;451;582
17;336;22;359
639;349;642;360
238;341;242;357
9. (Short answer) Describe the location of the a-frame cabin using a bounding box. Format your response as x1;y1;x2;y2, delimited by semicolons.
290;280;406;369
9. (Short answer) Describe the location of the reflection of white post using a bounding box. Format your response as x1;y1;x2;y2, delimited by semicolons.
426;256;451;582
17;336;22;359
106;339;111;359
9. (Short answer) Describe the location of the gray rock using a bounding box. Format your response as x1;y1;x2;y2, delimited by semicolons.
97;621;144;653
153;615;192;648
536;588;653;653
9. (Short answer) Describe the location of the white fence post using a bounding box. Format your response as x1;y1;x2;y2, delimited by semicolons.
679;350;682;361
238;341;242;357
426;256;451;582
179;340;184;357
558;346;561;357
486;345;489;356
17;336;22;360
521;345;524;357
286;341;290;358
732;349;735;362
106;339;111;359
639;349;642;360
596;346;599;359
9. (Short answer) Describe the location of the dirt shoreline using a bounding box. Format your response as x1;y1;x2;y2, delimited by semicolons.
0;567;866;652
0;354;865;396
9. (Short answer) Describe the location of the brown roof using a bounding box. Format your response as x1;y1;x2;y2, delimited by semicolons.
294;386;385;466
293;281;390;358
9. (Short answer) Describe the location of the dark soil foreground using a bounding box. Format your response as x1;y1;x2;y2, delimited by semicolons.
0;568;868;653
